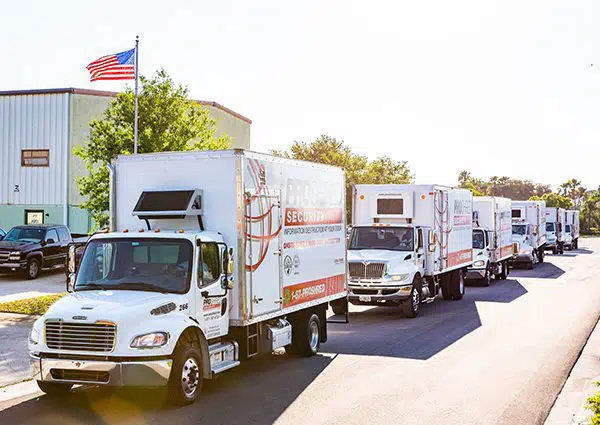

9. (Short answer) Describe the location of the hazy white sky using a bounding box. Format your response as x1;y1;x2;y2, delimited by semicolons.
2;0;599;190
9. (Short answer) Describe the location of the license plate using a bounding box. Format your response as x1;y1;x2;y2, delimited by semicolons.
358;295;371;302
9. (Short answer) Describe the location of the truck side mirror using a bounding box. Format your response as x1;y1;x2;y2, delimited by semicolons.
67;245;76;274
66;273;75;293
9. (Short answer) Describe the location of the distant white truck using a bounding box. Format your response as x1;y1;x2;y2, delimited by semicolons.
511;200;547;269
28;150;348;405
544;207;566;255
564;210;580;250
346;184;472;318
466;196;512;286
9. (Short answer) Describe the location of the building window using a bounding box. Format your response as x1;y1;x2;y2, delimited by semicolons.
21;149;49;167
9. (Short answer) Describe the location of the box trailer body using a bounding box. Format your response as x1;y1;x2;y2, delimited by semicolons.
466;196;512;283
346;184;472;317
564;210;580;249
28;150;347;404
511;200;547;268
544;207;566;254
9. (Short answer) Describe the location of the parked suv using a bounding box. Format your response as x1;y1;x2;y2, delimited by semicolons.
0;224;73;279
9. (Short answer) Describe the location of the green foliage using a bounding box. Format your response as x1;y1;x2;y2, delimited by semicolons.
587;382;600;425
529;193;573;209
582;187;600;232
0;293;65;316
272;135;413;219
458;171;550;199
559;178;587;208
75;69;230;229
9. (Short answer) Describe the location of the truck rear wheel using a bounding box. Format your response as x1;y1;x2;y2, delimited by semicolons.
440;274;452;300
167;344;203;405
401;277;422;318
449;270;465;300
537;249;544;263
497;261;508;280
37;381;72;396
288;312;321;357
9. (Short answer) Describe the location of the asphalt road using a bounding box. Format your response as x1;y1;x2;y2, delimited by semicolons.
0;267;66;303
1;238;599;425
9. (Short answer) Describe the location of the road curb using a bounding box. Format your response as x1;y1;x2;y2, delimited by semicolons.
544;316;600;425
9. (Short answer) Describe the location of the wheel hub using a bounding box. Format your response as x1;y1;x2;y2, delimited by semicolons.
181;357;200;397
309;320;319;351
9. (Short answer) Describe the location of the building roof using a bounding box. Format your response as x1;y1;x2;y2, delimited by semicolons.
0;87;252;124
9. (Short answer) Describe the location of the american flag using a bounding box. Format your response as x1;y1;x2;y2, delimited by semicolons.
86;48;135;82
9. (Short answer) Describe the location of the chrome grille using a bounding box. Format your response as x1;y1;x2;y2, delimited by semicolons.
0;251;10;261
348;262;386;279
45;321;116;352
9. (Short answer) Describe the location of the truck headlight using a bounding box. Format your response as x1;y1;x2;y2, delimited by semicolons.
9;251;22;260
473;260;485;268
390;273;410;282
29;327;39;345
130;332;169;348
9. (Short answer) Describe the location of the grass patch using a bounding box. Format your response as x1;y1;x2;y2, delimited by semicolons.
0;293;66;316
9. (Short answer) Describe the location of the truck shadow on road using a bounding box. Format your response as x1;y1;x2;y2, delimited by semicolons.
0;353;335;425
509;262;565;279
324;278;527;361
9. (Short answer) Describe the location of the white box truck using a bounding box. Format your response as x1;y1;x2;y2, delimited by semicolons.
466;196;512;286
564;210;580;250
28;150;348;405
346;184;472;318
544;207;566;254
511;200;547;268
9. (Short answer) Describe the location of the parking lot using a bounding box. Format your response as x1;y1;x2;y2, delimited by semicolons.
0;238;597;425
0;268;65;303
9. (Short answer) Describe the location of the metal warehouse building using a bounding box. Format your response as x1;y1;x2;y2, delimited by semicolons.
0;88;252;234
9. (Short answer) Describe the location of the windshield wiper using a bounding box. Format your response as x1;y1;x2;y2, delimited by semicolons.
76;282;108;291
114;282;170;293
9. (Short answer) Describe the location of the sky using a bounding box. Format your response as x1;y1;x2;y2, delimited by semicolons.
2;0;599;190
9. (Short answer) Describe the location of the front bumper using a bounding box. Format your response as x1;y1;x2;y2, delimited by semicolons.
30;353;172;387
0;261;27;271
348;282;412;304
465;268;486;280
511;253;533;263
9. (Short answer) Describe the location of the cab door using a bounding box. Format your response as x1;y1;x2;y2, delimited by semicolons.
195;241;230;339
415;227;426;275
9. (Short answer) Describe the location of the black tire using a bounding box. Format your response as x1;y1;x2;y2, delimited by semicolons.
537;249;544;263
481;264;491;287
25;258;40;280
559;244;564;255
166;344;203;405
440;275;452;300
330;298;348;316
526;259;534;270
449;270;465;300
37;381;72;395
552;248;558;255
574;239;578;249
288;312;321;357
401;278;421;318
500;261;508;280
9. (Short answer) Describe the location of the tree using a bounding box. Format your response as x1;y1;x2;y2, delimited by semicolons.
558;178;587;208
272;136;413;219
457;171;550;199
529;193;573;209
581;187;600;232
75;69;230;229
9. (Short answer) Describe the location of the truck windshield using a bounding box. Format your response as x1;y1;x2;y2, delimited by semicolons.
546;222;555;232
472;230;485;249
512;225;527;236
349;227;414;251
3;227;45;243
75;238;193;294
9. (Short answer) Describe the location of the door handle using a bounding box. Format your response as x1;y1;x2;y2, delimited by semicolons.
252;296;263;303
273;250;281;256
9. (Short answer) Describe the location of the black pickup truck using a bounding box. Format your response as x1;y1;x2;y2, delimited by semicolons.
0;224;82;279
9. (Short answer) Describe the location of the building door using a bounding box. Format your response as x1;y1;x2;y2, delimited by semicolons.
25;210;44;224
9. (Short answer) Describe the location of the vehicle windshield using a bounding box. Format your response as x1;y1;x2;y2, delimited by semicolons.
473;230;485;249
565;225;571;233
3;227;46;243
75;238;193;294
546;222;555;232
349;226;414;251
512;225;527;236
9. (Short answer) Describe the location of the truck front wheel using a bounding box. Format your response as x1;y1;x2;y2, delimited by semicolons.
37;381;72;396
167;344;203;405
288;312;321;357
401;277;421;318
25;258;40;280
481;264;491;287
537;249;544;263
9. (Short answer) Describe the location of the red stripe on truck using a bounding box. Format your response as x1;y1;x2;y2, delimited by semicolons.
447;248;472;267
284;208;343;226
283;274;346;307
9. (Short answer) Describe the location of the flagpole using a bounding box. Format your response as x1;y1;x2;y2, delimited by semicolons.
134;35;139;154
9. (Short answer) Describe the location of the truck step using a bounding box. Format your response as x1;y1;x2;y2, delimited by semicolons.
422;297;436;304
212;359;241;375
209;341;240;376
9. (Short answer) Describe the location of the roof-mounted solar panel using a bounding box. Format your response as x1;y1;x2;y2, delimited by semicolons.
132;189;203;220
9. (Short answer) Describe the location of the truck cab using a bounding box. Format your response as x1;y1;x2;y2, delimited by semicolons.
466;227;493;283
511;220;536;269
563;224;574;250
